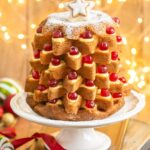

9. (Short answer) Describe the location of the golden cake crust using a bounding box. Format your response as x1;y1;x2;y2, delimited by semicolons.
27;94;124;121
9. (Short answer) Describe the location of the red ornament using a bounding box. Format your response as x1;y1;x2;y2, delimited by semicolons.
82;55;93;64
116;36;122;42
85;79;94;87
68;71;78;80
36;26;42;33
86;100;95;108
0;106;4;118
112;17;120;24
37;85;47;91
48;79;58;87
52;30;63;38
43;43;52;51
3;94;16;115
80;31;93;39
98;42;109;50
97;65;108;74
32;70;40;79
110;73;118;82
51;57;61;66
111;51;118;60
49;99;58;104
34;49;41;59
101;89;110;97
112;93;122;98
69;46;79;55
106;26;115;34
68;92;78;100
119;77;127;84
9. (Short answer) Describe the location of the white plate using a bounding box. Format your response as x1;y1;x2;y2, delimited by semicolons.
11;90;145;128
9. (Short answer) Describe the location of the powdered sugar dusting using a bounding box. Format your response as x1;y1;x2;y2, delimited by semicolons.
44;10;115;39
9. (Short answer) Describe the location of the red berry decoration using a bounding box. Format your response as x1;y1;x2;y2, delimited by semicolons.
97;65;108;74
48;79;58;87
49;99;58;104
82;55;93;64
69;46;79;55
85;79;94;87
98;42;109;50
51;57;61;66
37;85;47;91
110;73;118;82
116;36;122;42
32;70;40;79
112;93;122;98
43;43;52;51
3;94;16;115
112;17;120;24
68;71;78;80
68;92;78;100
0;106;4;118
52;30;63;38
34;49;41;59
101;89;110;97
111;51;118;60
119;77;127;84
106;26;115;34
80;31;93;39
86;100;95;108
36;26;42;33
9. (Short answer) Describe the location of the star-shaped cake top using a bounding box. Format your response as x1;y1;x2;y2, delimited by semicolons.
67;0;95;17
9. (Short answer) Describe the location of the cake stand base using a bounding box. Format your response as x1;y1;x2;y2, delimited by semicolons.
11;91;145;150
55;128;111;150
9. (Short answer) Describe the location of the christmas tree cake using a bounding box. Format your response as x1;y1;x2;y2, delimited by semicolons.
25;0;131;121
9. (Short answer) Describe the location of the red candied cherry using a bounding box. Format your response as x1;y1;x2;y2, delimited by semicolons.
80;31;93;39
49;99;58;104
98;42;109;50
111;51;118;60
52;30;63;38
85;79;94;87
48;79;58;87
51;57;61;66
97;65;108;74
119;77;127;84
34;49;41;59
32;70;40;79
101;88;110;97
110;73;118;82
69;46;79;55
112;93;122;98
68;92;78;100
86;100;95;108
37;85;47;91
43;43;52;51
112;17;120;24
116;36;122;43
68;71;78;80
82;55;93;64
106;26;115;34
36;26;42;33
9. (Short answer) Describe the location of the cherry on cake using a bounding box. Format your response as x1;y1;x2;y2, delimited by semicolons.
25;0;131;121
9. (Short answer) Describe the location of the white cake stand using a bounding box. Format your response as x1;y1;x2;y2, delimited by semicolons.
11;90;145;150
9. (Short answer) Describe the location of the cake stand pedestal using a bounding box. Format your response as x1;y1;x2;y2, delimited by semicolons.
11;90;145;150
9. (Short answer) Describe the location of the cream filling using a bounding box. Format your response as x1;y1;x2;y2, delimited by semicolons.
110;80;121;85
96;73;109;78
68;52;81;58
